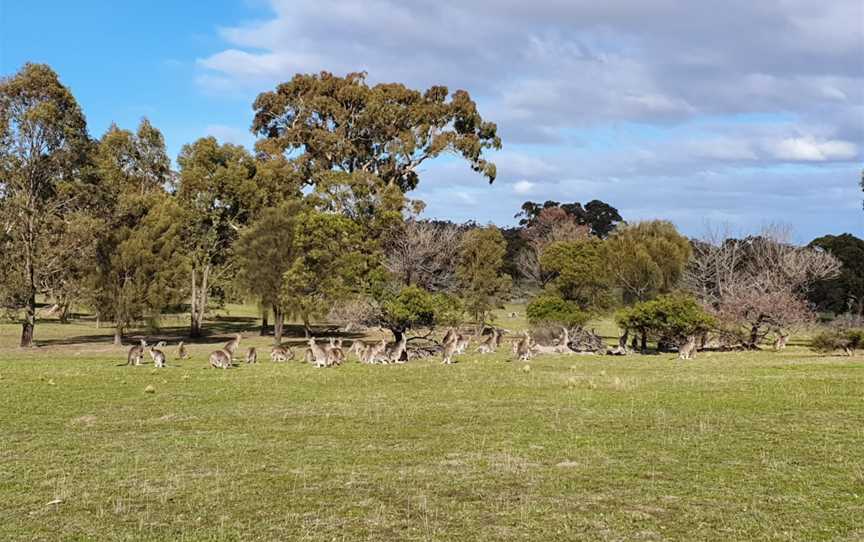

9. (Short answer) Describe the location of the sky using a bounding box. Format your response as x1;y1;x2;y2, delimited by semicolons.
2;0;862;241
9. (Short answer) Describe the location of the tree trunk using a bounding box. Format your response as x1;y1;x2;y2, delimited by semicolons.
273;306;284;344
58;300;70;324
618;328;629;348
190;265;210;338
391;328;404;343
640;332;647;352
113;325;123;346
260;303;270;336
302;316;311;338
20;236;36;348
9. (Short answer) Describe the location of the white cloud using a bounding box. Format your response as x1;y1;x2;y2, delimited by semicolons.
764;136;858;162
513;180;536;194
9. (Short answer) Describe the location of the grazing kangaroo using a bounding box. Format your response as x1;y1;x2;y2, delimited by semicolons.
177;341;190;360
147;345;166;368
224;333;242;359
270;345;293;362
126;339;147;366
307;338;330;368
678;335;697;360
209;349;232;369
245;347;257;364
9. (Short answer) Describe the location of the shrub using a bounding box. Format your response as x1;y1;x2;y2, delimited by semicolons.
810;328;864;355
616;293;715;344
526;294;589;329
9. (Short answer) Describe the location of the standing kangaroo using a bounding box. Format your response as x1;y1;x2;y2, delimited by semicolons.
386;335;408;363
307;338;330;368
224;333;242;359
245;347;257;364
678;335;697;360
148;345;166;368
126;339;147;366
177;341;190;360
441;333;459;365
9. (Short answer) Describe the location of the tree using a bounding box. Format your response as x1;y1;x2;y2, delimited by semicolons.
606;220;692;303
615;293;715;350
526;295;589;328
252;72;501;244
372;285;463;342
280;209;368;336
541;239;613;311
685;226;840;347
516;206;590;288
0;63;91;346
384;219;463;292
233;201;303;343
516;199;623;238
91;194;189;344
456;226;512;327
808;234;864;316
176;137;264;337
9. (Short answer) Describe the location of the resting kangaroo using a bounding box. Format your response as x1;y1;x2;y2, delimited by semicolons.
209;349;232;369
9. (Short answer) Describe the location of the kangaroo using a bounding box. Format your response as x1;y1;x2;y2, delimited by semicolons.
678;335;697;360
209;349;232;369
773;332;789;351
177;341;190;360
441;327;456;346
307;338;330;368
476;328;498;354
224;333;242;359
348;341;366;361
513;331;533;361
147;345;166;368
126;339;147;366
554;327;576;354
270;345;292;362
441;333;459;364
454;334;470;355
325;338;345;366
245;347;258;364
364;339;387;364
386;335;408;363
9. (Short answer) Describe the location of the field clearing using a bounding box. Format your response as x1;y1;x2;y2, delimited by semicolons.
0;312;862;541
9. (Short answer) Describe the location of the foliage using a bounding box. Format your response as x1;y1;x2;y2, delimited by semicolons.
606;220;692;303
516;199;623;238
810;328;864;354
540;238;612;311
280;209;369;333
233;201;304;341
456;226;512;324
685;227;840;346
374;285;464;339
0;63;91;345
526;294;589;328
807;233;864;315
615;293;715;343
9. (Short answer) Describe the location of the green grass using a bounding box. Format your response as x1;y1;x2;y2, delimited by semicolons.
0;313;862;541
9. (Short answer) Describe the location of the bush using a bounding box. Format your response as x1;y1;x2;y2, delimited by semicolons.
526;294;589;328
616;293;715;343
810;328;864;355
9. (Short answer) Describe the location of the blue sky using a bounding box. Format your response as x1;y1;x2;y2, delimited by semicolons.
2;0;862;241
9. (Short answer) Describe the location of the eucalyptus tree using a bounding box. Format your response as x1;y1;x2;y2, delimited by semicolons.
0;63;91;346
456;226;512;327
89;120;184;344
175;137;260;337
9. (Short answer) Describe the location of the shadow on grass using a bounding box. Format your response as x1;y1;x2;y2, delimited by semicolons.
33;316;365;348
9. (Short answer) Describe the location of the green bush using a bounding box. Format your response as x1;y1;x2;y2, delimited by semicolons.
526;294;589;328
615;293;715;342
810;328;864;354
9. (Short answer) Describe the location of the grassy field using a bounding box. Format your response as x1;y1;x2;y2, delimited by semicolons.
0;308;862;541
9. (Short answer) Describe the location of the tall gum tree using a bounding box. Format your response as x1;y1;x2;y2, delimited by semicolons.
0;64;90;347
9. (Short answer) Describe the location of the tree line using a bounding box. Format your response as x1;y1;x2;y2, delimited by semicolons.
1;63;861;350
